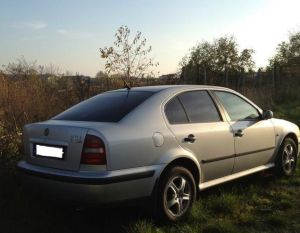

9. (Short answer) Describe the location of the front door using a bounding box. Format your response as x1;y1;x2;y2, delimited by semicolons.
213;91;276;173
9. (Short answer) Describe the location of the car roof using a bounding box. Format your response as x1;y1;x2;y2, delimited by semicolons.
109;85;232;93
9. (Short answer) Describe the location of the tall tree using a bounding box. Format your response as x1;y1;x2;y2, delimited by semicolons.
100;26;159;86
238;48;255;73
95;70;111;90
180;36;255;86
189;42;214;84
270;31;300;66
238;48;255;90
214;36;239;85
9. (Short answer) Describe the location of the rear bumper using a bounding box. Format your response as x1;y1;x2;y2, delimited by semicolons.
17;160;163;204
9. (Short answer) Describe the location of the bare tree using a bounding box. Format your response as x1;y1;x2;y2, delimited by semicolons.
100;26;159;86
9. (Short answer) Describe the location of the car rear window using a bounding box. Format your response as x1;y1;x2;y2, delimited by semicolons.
53;91;154;122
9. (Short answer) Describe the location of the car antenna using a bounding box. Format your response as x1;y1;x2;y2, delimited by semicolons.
122;77;131;90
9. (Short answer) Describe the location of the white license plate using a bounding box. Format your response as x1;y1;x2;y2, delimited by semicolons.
35;145;64;159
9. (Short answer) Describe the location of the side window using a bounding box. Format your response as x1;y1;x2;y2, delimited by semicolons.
165;97;189;124
214;91;260;121
178;91;221;123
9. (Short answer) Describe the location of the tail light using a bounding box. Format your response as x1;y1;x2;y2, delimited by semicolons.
81;134;106;165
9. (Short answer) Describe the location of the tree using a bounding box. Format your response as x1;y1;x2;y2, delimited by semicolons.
214;37;239;85
94;70;111;90
189;41;214;84
95;70;109;80
72;75;90;101
238;48;255;73
2;56;38;79
180;36;255;86
100;26;159;86
270;31;300;66
238;48;255;90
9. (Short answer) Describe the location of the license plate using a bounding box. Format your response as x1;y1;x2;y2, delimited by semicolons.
34;144;65;159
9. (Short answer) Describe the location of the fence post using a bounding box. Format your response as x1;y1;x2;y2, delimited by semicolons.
272;63;276;89
203;66;207;85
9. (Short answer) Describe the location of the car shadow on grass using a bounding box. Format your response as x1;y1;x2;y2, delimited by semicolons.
0;171;150;233
0;169;281;233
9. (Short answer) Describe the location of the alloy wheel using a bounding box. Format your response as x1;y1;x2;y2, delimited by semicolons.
282;143;296;174
163;175;191;217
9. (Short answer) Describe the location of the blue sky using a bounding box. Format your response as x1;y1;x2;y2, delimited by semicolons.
1;0;300;76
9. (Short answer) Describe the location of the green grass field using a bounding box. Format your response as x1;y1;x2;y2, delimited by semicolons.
0;102;299;233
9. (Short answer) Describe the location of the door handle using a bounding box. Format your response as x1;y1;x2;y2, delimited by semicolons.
234;129;244;137
184;134;196;143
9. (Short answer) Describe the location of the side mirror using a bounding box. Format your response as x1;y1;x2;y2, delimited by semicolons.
262;110;273;120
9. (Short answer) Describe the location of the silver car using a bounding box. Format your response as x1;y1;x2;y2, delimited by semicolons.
17;85;300;222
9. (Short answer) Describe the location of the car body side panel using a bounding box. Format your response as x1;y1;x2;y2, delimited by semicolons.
98;125;176;170
166;122;235;182
272;118;300;155
104;90;184;170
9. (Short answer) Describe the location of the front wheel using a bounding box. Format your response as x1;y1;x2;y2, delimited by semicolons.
156;166;196;222
275;137;297;176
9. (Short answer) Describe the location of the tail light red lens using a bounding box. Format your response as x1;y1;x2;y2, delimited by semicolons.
81;134;106;165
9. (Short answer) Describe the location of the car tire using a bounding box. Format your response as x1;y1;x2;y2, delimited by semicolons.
156;166;196;222
275;137;297;177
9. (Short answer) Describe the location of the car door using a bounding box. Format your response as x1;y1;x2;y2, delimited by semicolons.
164;90;235;182
213;91;276;173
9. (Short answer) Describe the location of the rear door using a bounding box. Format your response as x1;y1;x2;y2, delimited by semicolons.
212;91;276;173
165;90;235;182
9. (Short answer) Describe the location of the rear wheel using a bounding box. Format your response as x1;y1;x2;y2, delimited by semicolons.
156;166;196;222
275;138;297;176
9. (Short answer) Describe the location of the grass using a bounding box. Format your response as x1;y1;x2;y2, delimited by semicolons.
0;102;299;233
1;160;300;233
273;99;300;126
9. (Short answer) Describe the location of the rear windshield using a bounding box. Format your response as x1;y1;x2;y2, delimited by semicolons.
53;91;154;122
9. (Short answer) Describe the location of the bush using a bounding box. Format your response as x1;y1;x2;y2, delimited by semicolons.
0;126;22;169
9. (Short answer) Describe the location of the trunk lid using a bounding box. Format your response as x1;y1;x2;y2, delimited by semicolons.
23;120;89;171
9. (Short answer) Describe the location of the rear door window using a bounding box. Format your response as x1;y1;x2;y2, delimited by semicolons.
165;97;189;124
53;91;154;122
178;91;221;123
165;90;221;124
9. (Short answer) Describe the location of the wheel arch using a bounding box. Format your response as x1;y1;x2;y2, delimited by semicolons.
157;157;201;190
150;156;201;208
283;133;298;153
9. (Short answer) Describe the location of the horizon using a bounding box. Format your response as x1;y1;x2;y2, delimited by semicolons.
1;0;300;77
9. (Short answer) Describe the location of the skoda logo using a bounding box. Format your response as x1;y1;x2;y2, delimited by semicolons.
44;128;50;136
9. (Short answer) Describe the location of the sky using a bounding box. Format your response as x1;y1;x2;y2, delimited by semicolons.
0;0;300;77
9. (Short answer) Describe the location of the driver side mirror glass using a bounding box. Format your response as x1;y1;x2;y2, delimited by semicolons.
262;110;273;120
